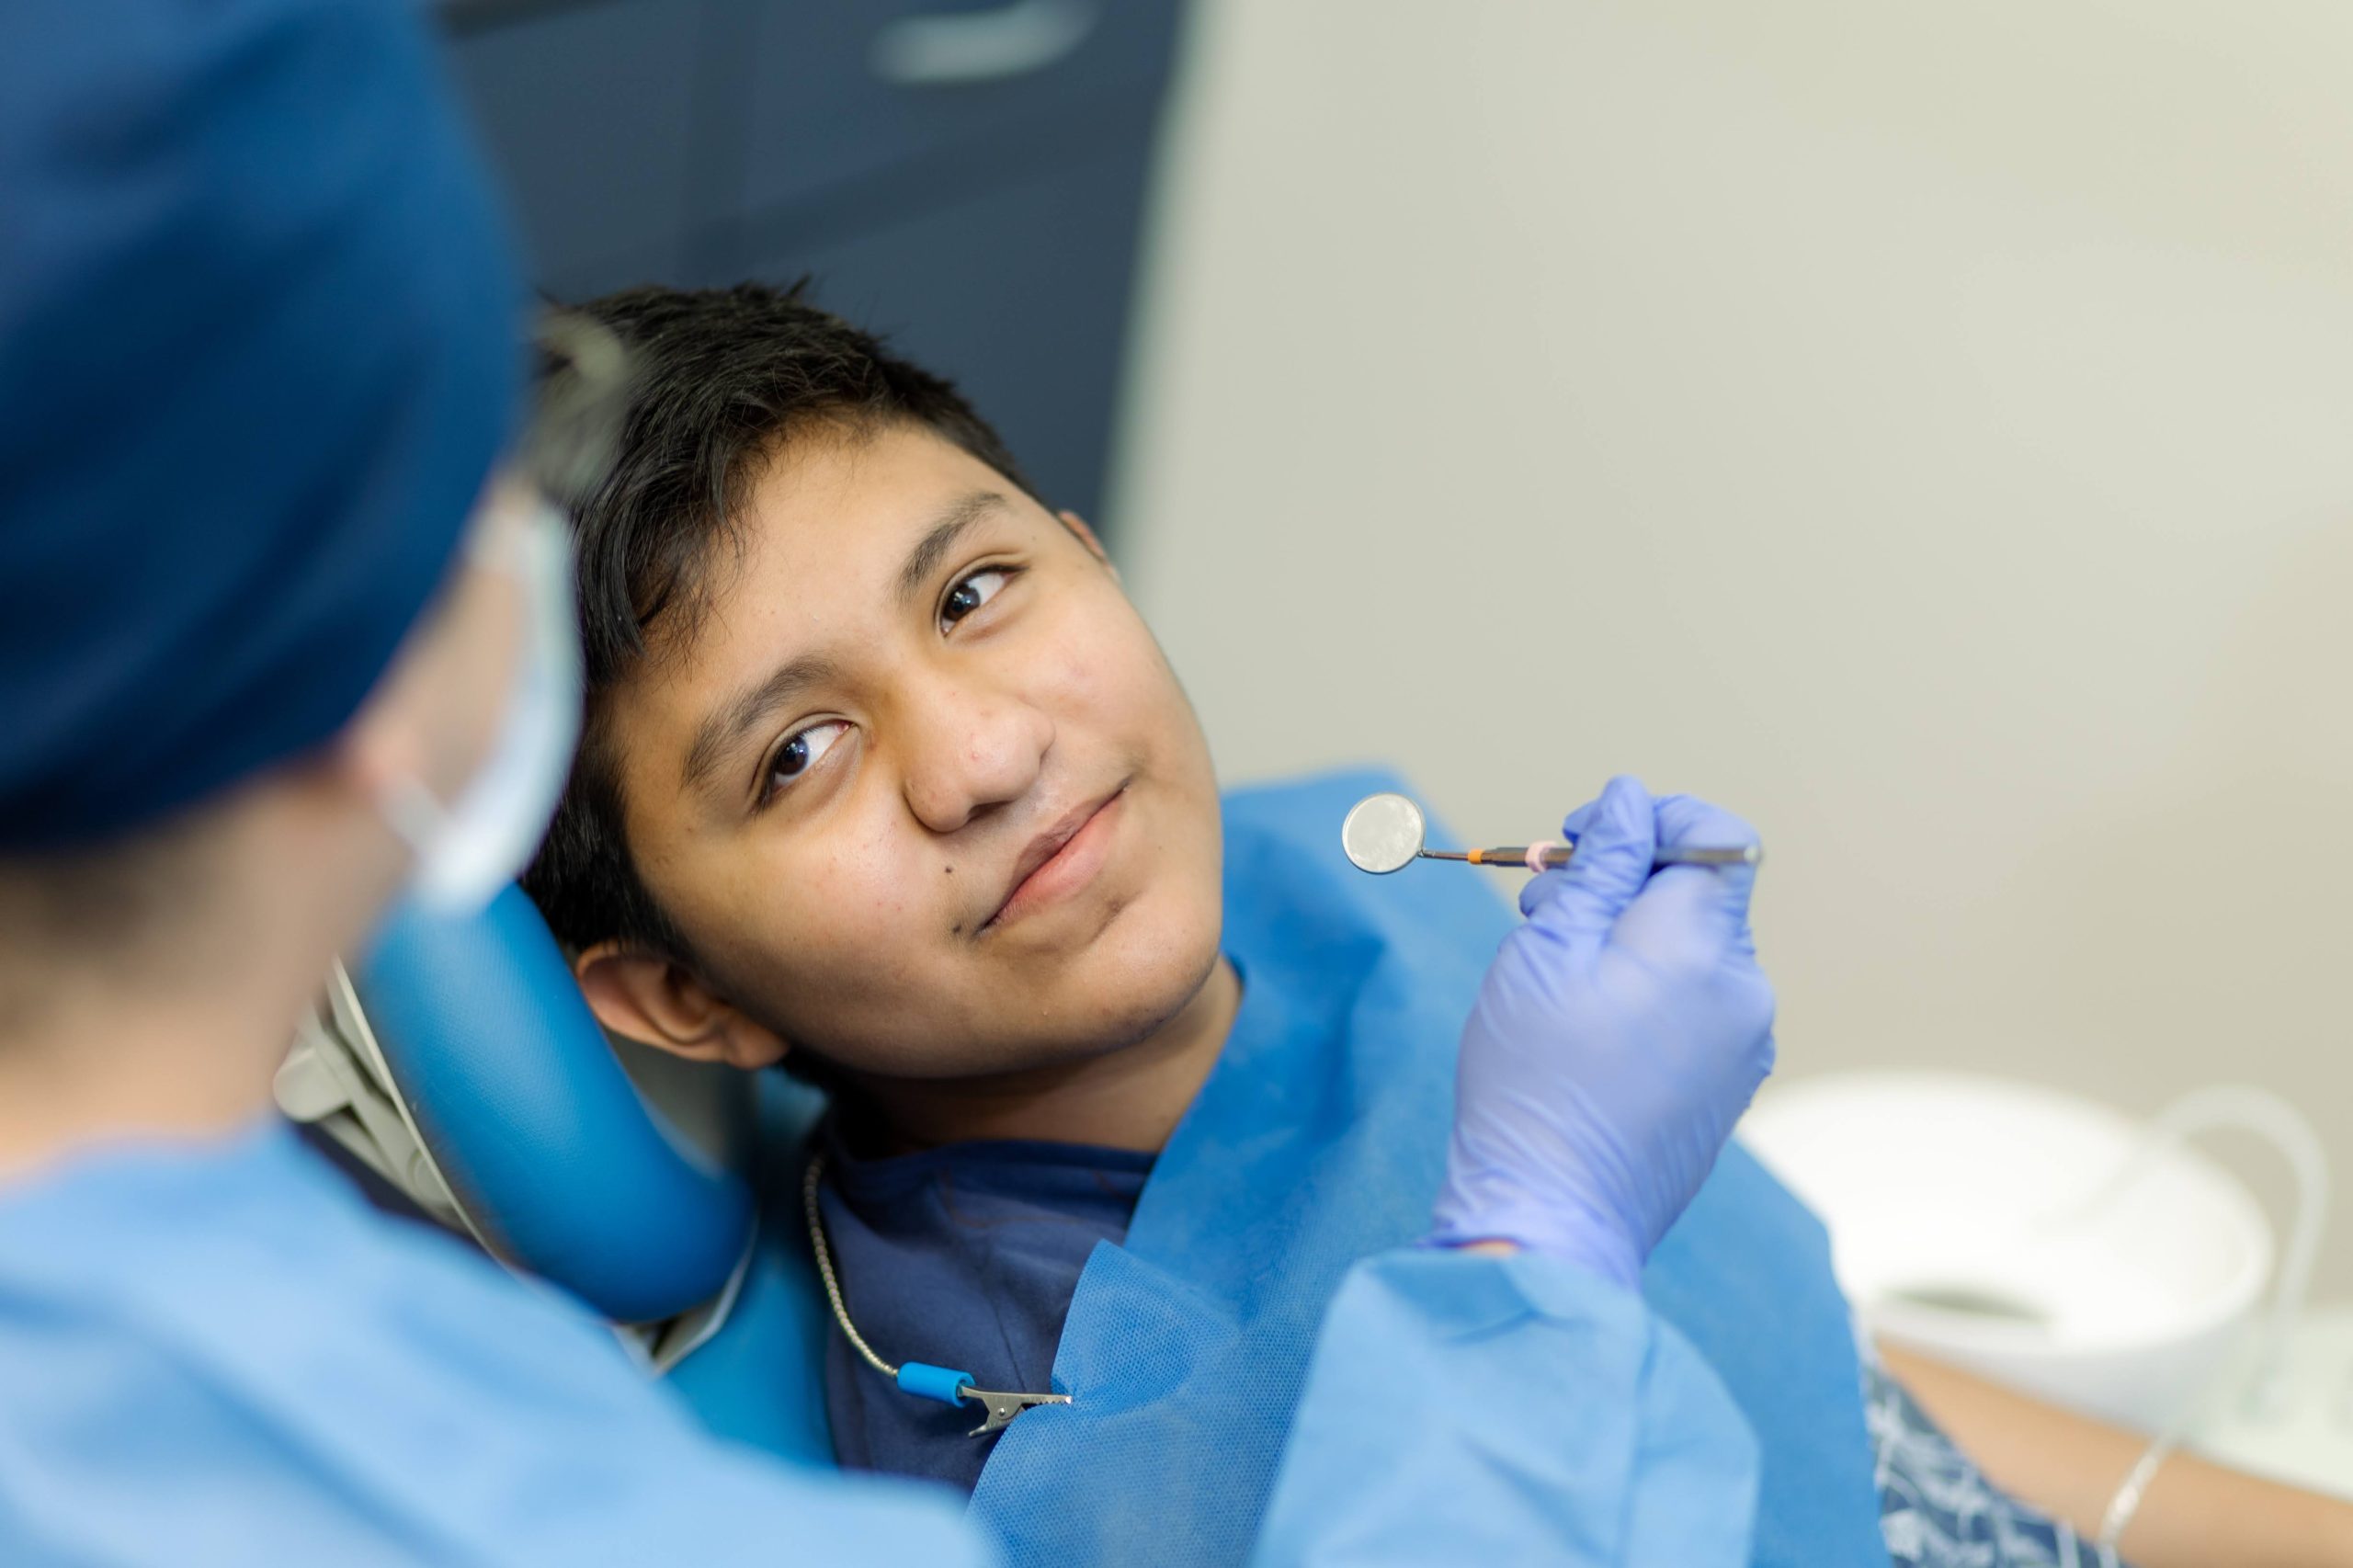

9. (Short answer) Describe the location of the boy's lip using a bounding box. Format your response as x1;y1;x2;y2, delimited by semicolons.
983;783;1130;934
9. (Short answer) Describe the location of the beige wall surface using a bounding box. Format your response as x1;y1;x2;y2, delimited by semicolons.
1113;2;2353;1293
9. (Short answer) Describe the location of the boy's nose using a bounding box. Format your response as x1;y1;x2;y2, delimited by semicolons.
899;685;1053;835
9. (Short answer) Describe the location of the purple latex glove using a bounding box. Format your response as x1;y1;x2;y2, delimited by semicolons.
1427;776;1777;1290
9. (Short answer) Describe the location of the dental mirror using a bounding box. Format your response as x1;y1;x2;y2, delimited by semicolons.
1341;792;1427;874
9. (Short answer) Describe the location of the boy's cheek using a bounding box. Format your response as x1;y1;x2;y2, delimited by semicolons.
742;867;912;976
680;844;905;1003
1025;619;1117;716
710;906;945;1057
1034;580;1157;699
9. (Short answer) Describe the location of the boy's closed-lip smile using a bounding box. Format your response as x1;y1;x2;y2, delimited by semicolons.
983;781;1130;936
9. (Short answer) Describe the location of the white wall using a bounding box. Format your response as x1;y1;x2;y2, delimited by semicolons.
1114;1;2353;1294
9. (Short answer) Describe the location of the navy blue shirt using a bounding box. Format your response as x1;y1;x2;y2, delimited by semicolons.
815;1122;1153;1494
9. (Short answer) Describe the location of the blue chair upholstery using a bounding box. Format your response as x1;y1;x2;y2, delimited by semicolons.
354;885;753;1323
343;883;837;1463
663;1072;839;1465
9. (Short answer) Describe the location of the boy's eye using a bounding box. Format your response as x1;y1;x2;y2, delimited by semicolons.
941;567;1011;630
764;719;848;801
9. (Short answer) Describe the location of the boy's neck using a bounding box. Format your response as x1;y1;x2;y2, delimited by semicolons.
843;954;1242;1156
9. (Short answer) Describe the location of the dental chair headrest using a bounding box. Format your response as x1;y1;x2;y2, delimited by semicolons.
349;885;755;1324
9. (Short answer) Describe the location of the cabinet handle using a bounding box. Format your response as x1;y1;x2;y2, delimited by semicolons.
869;0;1097;86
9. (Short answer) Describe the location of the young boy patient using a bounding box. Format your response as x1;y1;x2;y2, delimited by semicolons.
521;284;2353;1568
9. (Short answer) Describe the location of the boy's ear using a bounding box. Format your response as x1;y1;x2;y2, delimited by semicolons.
572;941;790;1072
1058;510;1119;579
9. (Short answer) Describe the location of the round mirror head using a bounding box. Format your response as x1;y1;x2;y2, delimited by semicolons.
1341;792;1427;874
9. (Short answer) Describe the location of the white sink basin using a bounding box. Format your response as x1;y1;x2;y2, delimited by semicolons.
1741;1069;2273;1434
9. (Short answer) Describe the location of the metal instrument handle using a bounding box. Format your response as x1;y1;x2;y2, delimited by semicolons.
1461;844;1761;870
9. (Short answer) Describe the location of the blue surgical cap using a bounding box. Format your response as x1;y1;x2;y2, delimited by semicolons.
0;0;525;851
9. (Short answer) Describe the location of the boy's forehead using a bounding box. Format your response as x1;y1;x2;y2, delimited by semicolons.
733;423;1011;589
711;427;1012;647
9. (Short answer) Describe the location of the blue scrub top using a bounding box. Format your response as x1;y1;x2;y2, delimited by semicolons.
0;1119;1767;1566
0;1121;983;1566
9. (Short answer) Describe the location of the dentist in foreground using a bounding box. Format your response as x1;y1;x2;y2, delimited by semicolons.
0;1;1779;1562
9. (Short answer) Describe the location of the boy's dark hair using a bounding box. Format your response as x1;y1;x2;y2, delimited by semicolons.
522;280;1039;960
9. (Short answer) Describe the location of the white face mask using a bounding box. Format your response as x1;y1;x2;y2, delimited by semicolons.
380;495;582;917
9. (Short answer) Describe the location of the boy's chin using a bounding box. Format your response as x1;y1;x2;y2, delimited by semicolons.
900;954;1227;1083
982;967;1227;1075
1070;932;1229;1059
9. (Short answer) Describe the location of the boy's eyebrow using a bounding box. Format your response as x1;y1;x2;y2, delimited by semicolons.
894;489;1006;606
683;651;842;793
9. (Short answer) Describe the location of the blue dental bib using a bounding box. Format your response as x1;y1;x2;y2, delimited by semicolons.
960;769;1885;1566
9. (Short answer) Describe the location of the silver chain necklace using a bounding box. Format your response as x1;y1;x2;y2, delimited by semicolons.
802;1151;1072;1437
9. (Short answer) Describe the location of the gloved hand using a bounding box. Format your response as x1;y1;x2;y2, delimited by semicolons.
1427;776;1776;1290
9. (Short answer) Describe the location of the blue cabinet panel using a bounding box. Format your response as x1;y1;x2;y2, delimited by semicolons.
442;0;710;288
718;119;1158;527
726;0;1181;224
437;0;1183;532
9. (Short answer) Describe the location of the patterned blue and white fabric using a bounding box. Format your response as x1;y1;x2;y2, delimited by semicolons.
1869;1356;2132;1568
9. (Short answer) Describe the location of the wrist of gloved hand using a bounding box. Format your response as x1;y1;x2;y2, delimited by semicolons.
1426;1182;1644;1293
